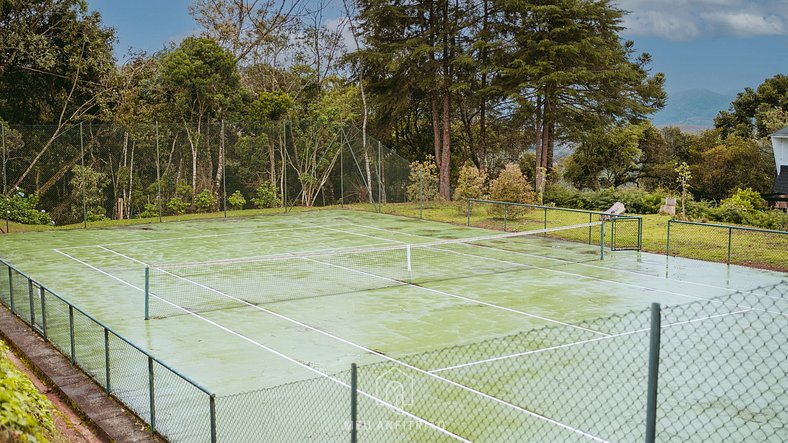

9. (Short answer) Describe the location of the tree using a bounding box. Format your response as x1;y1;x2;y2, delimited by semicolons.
715;74;788;139
691;136;774;201
495;0;665;196
159;37;241;199
69;164;109;222
675;162;691;217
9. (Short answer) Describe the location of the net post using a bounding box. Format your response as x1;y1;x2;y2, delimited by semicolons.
418;169;423;220
68;305;75;365
8;266;14;313
144;267;150;320
666;220;671;256
645;302;661;443
600;220;605;260
40;286;47;341
148;356;156;434
350;363;358;443
27;278;34;329
727;227;732;265
466;200;471;226
209;394;217;443
104;327;111;393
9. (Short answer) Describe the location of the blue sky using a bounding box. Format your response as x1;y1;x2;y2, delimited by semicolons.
90;0;787;95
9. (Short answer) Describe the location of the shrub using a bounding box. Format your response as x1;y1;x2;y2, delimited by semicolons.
720;188;766;212
194;189;218;213
543;185;667;214
137;202;159;218
251;181;280;208
406;156;440;203
488;163;535;218
167;197;189;215
453;162;487;211
0;190;52;225
228;190;246;210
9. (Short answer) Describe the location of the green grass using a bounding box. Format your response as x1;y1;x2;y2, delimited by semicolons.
348;201;788;272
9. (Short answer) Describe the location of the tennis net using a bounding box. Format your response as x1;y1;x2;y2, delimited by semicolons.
147;222;605;318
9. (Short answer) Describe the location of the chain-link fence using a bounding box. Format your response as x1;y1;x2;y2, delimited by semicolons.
0;254;785;442
667;220;788;272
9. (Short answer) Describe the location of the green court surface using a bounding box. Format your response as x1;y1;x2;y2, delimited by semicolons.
0;209;785;442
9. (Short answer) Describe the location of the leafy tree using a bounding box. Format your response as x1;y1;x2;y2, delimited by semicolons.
691;136;774;201
406;157;440;203
194;189;218;212
228;190;246;210
251;180;280;208
488;163;534;218
715;74;788;139
453;161;488;210
69;165;109;222
675;162;692;218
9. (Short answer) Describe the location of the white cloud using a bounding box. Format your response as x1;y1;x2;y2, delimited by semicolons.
616;0;788;39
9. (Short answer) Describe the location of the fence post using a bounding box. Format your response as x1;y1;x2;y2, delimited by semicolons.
588;213;592;244
40;286;47;340
638;218;644;250
466;200;471;226
104;328;111;393
351;363;358;443
155;122;163;223
148;356;156;434
340;141;344;208
543;207;548;237
377;141;382;212
418;169;423;220
68;305;75;364
600;221;605;260
503;205;507;231
222;120;227;219
79;122;87;229
611;218;617;251
8;267;14;313
210;394;217;443
144;267;150;320
645;303;661;443
27;279;34;328
727;227;732;265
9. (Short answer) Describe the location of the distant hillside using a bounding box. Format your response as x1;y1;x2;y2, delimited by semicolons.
652;89;735;130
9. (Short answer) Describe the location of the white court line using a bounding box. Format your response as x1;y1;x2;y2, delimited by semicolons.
345;221;778;299
52;248;469;442
341;222;786;317
88;246;610;442
55;224;340;250
429;309;752;374
319;226;608;336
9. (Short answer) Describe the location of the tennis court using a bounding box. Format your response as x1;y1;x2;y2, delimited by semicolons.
1;208;786;442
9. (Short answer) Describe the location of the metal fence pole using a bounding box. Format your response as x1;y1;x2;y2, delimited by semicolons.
503;205;508;231
638;218;644;250
8;267;14;313
600;221;605;260
222;120;227;218
350;363;358;443
209;394;217;443
2;123;7;234
80;122;87;229
418;169;423;220
727;227;732;265
467;200;471;226
340;141;344;208
155;122;162;223
543;207;548;237
377;141;382;212
148;356;156;434
68;305;75;364
104;328;111;393
666;220;671;256
645;303;662;443
40;286;47;340
588;213;592;244
611;218;617;251
144;267;150;320
27;279;34;329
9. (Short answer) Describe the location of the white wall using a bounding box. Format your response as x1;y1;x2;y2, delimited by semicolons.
772;136;788;173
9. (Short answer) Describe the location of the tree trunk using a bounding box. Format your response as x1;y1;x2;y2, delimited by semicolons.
431;95;442;163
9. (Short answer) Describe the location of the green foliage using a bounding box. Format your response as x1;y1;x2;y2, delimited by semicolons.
251;181;280;208
714;74;788;139
544;185;667;214
690;136;774;201
0;190;51;225
406;157;440;203
69;165;109;222
137;202;159;219
244;91;293;122
686;200;788;231
228;190;246;210
675;161;692;217
720;188;766;212
194;189;218;213
488;163;535;218
167;197;189;215
0;341;56;442
453;162;488;209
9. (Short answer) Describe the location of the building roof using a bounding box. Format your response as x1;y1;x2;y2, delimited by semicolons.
775;165;788;194
772;126;788;138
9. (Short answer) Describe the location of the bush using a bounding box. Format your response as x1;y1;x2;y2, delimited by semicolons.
0;190;52;225
544;184;667;214
406;157;440;203
251;181;280;208
137;202;160;218
488;163;535;218
167;197;189;215
194;189;218;213
0;341;57;442
453;162;487;211
228;190;246;210
720;188;766;211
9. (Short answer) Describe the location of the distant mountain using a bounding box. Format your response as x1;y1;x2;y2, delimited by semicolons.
651;89;735;130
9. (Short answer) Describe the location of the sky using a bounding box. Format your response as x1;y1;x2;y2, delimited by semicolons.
89;0;788;95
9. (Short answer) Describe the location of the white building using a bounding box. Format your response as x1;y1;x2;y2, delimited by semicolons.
768;126;788;209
